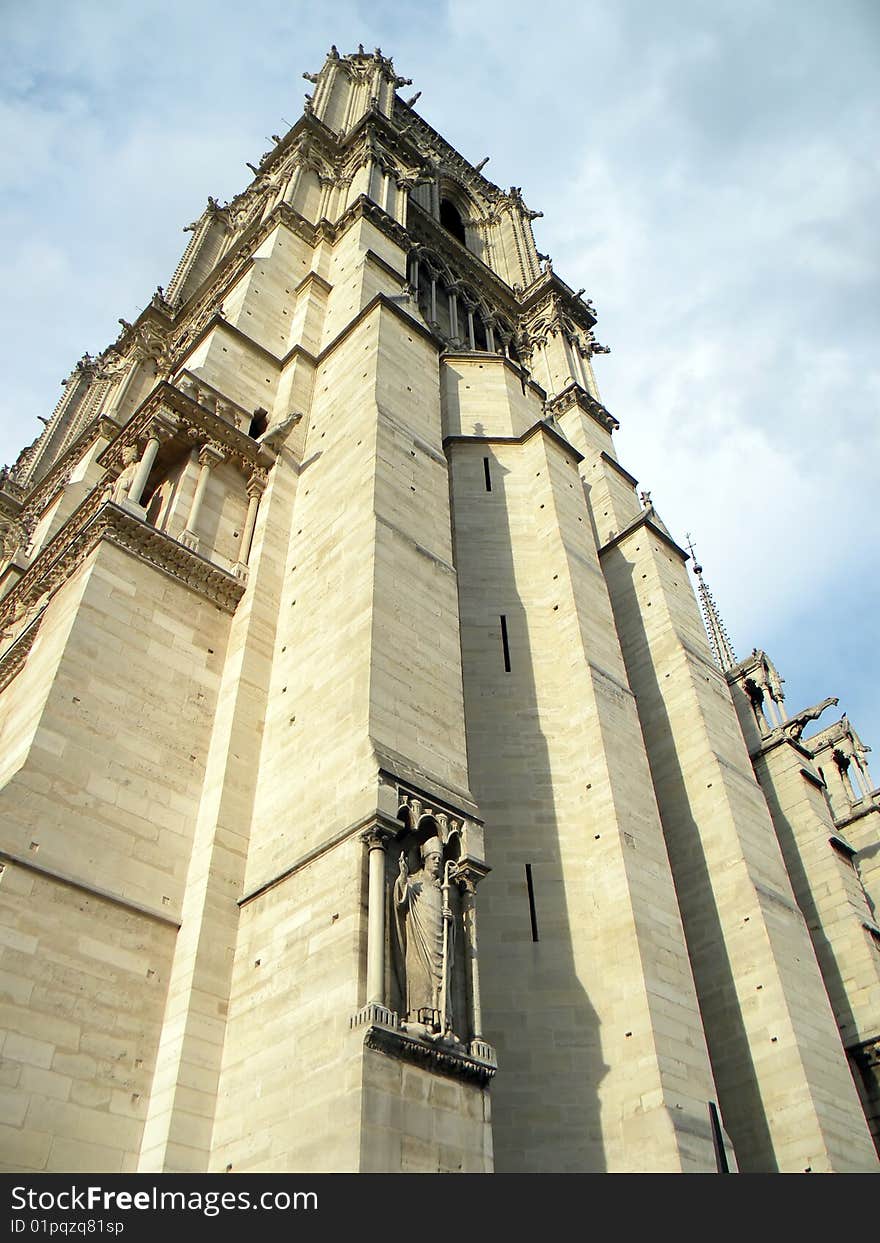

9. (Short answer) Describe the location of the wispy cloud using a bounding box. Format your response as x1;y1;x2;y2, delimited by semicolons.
1;0;877;744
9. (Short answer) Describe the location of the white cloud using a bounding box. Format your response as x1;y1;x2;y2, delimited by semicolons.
1;1;876;744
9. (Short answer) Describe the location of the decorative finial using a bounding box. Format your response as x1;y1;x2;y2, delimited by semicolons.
686;534;737;672
404;91;421;107
639;490;652;508
474;156;490;173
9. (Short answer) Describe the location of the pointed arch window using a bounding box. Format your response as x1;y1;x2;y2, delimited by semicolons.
440;198;467;246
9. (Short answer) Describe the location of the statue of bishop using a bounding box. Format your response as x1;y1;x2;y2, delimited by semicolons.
393;836;454;1036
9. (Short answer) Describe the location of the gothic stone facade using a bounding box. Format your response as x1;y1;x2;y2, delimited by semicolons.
0;48;878;1174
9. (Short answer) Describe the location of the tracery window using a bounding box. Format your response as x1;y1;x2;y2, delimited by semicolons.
408;249;518;361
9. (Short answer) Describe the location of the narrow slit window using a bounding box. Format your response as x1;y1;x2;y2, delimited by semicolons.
525;864;539;942
483;456;492;492
500;615;511;672
708;1101;729;1173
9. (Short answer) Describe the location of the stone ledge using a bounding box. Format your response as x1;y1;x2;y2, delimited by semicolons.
358;1016;497;1086
0;608;43;694
0;499;244;642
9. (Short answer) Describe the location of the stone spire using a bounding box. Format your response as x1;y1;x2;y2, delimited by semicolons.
686;534;737;672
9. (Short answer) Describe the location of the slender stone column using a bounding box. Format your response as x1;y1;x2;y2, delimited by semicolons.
466;307;476;351
429;276;437;326
236;470;267;574
854;758;873;797
449;290;459;342
284;164;304;207
486;321;495;353
459;873;483;1040
128;427;162;506
395;178;409;224
181;444;224;551
363;828;389;1005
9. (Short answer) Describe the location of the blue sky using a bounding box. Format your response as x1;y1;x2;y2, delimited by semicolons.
2;1;878;754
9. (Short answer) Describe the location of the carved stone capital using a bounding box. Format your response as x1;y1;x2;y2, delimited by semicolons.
197;442;226;469
454;858;491;893
360;824;395;851
246;469;269;499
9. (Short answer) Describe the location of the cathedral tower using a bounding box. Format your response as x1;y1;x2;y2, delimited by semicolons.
0;48;876;1174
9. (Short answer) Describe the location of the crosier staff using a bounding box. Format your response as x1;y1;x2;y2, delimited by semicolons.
439;859;456;1036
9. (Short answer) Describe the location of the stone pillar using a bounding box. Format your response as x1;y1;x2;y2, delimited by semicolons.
449;290;459;343
364;829;388;1005
128;427;163;506
458;869;485;1043
466;306;476;351
284;164;304;207
236;470;267;574
395;178;410;225
180;444;224;552
350;826;397;1031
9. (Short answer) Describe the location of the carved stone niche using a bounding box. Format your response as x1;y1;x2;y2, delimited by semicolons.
350;787;496;1084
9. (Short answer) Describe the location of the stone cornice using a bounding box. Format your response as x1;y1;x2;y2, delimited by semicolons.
363;247;408;286
833;798;880;831
97;382;275;475
546;383;619;431
600;451;638;488
748;731;816;764
320;193;412;253
440;349;545;402
443;418;584;464
0;848;180;928
361;1021;497;1085
0;499;244;640
238;809;405;908
0;608;44;694
14;417;120;525
519;270;599;332
598;509;689;563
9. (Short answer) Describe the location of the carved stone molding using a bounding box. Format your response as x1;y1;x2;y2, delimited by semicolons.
396;785;466;846
0;609;44;695
0;499;244;642
350;1003;399;1030
361;1021;497;1086
545;383;619;431
98;382;274;479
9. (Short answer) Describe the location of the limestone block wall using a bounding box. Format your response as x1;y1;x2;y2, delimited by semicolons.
359;1048;492;1173
751;740;880;1050
441;355;541;439
137;446;295;1172
846;805;880;918
243;307;383;889
449;405;724;1172
553;400;641;548
600;520;879;1171
210;840;364;1172
0;541;231;1172
0;864;175;1173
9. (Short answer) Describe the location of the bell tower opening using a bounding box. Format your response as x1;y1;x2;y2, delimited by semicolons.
440;198;466;246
